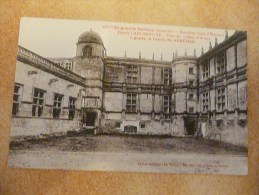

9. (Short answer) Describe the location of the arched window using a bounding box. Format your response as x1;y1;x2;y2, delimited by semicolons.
83;46;92;57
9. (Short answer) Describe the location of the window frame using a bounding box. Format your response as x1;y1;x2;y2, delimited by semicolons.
126;93;137;113
189;67;194;74
53;93;63;118
68;97;76;119
12;83;23;116
126;65;138;84
163;95;172;114
32;88;45;117
217;87;226;111
202;64;209;80
216;52;225;74
202;92;209;112
83;45;92;57
188;93;194;100
163;68;172;85
189;107;194;113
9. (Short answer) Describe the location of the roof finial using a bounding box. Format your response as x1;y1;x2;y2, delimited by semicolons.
225;29;229;39
139;52;141;59
173;52;175;59
161;54;163;61
201;47;204;55
124;50;127;58
215;37;218;46
209;41;212;50
194;49;196;57
184;49;187;56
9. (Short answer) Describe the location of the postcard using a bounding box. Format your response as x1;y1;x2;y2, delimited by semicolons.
8;17;248;175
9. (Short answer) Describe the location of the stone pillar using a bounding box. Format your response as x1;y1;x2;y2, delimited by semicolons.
121;92;126;119
151;94;155;119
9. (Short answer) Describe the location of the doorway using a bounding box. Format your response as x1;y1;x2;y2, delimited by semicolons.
84;112;97;126
184;118;197;135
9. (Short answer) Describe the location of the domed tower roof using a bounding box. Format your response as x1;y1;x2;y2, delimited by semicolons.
77;29;103;45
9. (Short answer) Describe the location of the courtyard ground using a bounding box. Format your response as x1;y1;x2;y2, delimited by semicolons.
8;134;248;175
9;134;247;155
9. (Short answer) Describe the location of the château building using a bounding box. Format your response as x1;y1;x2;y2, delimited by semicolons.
11;29;247;146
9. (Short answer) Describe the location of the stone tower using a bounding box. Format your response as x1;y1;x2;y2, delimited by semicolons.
74;29;105;127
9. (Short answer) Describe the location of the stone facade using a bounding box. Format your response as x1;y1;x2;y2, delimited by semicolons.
11;30;248;146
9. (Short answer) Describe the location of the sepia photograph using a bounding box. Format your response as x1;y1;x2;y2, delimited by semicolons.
8;17;248;175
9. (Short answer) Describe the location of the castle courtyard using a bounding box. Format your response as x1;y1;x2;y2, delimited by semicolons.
8;134;247;174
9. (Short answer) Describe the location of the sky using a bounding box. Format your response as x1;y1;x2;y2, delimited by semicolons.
18;17;235;61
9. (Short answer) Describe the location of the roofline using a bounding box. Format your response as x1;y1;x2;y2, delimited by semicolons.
197;31;247;61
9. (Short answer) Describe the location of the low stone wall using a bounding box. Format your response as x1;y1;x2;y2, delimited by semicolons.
11;117;82;137
204;122;248;147
100;117;185;136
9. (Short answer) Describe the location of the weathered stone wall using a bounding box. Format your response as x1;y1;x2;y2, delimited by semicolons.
11;117;81;137
101;117;185;136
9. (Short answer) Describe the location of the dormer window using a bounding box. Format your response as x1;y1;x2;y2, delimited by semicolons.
83;46;92;57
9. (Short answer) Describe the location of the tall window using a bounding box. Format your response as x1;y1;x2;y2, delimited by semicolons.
12;84;22;116
83;46;92;57
163;95;172;114
216;52;225;74
126;94;137;112
163;68;172;85
126;65;138;83
217;87;225;111
53;93;63;118
202;92;209;112
32;88;45;117
189;80;194;87
107;66;118;80
69;97;76;119
189;67;194;74
202;64;209;80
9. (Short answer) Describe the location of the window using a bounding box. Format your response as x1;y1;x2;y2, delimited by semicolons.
140;123;146;128
189;67;194;74
163;68;172;85
69;97;76;119
126;65;138;83
126;94;137;112
202;64;209;80
83;46;92;57
216;52;225;74
115;122;121;128
217;120;223;128
202;92;209;112
163;95;172;114
53;93;63;118
32;88;45;117
189;107;194;113
217;87;225;111
107;66;118;80
189;93;194;100
12;84;22;116
189;80;194;87
124;125;137;133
